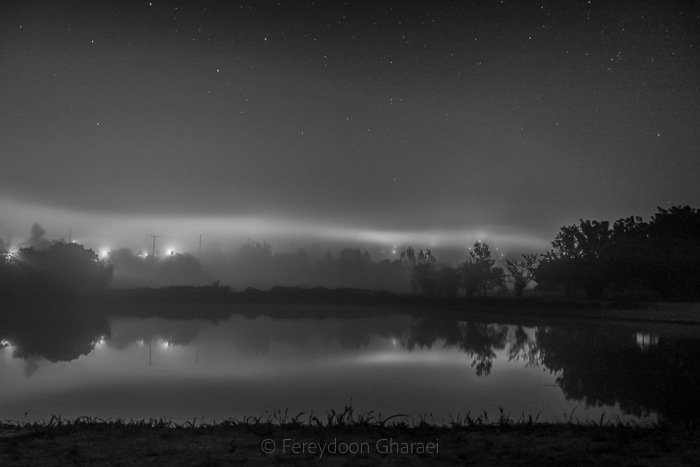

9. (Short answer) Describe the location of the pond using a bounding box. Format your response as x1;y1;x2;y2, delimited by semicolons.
1;304;699;424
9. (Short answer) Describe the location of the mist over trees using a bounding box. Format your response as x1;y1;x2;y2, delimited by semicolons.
1;206;699;301
107;249;206;288
205;244;411;293
28;222;52;250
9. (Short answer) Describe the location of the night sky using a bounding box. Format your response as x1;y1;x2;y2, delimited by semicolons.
1;0;698;259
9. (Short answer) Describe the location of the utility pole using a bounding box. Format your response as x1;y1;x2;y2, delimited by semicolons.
151;234;159;258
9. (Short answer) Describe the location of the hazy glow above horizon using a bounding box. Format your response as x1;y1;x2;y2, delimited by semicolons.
0;199;549;260
1;1;697;267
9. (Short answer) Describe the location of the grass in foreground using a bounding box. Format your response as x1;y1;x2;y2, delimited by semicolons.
2;408;698;466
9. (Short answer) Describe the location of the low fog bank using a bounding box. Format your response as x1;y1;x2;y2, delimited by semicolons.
108;242;412;293
0;198;549;266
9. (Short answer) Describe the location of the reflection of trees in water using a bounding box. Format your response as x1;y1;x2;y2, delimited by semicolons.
0;303;111;364
404;318;700;423
4;304;698;424
109;313;416;356
107;317;203;350
506;324;541;369
532;325;700;424
405;319;513;376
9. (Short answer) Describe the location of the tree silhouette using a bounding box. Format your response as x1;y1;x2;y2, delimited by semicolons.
436;265;460;297
400;246;416;268
535;220;612;297
459;241;504;296
411;262;437;295
646;206;700;299
505;253;539;297
4;242;113;299
535;206;700;300
160;252;205;285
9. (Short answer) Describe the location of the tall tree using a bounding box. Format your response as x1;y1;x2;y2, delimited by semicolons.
459;241;504;297
537;220;613;297
505;254;540;297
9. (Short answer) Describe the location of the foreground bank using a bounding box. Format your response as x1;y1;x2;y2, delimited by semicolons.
1;418;698;466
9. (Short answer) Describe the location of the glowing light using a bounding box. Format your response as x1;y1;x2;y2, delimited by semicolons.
636;333;659;350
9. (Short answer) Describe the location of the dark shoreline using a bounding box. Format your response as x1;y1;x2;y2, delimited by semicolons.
5;286;700;327
64;286;700;325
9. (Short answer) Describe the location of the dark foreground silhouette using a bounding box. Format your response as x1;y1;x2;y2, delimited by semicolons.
2;413;698;466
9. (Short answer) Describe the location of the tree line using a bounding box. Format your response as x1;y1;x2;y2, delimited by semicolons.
1;206;698;301
408;205;700;301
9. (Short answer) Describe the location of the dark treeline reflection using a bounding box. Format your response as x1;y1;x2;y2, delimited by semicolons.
533;325;700;424
0;303;110;368
3;308;699;423
408;319;700;423
405;320;510;376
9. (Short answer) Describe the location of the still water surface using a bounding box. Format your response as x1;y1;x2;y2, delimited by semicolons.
2;304;698;424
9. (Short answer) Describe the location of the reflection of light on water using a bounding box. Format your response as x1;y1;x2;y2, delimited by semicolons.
635;333;659;350
359;350;463;365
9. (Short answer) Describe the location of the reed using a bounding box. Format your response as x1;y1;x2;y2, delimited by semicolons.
1;406;666;432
